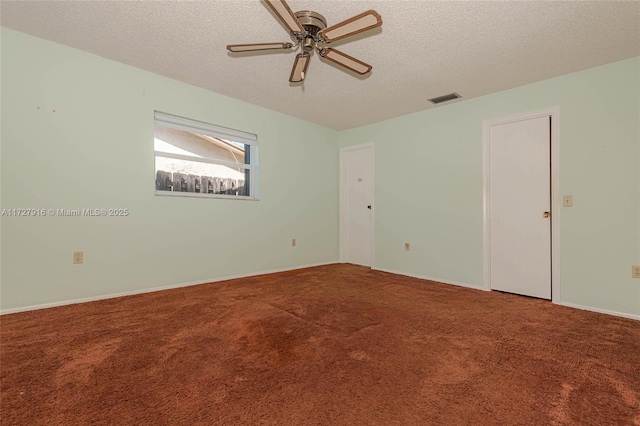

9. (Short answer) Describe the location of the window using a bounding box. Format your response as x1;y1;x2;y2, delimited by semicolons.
154;111;258;199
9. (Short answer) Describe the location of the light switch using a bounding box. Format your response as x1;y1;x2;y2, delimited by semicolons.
563;195;573;207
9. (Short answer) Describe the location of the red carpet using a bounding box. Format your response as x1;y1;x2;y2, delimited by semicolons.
1;264;639;425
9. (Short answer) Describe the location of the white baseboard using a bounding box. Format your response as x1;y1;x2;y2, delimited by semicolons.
372;268;640;321
558;302;640;321
372;267;483;291
0;261;336;315
5;263;638;322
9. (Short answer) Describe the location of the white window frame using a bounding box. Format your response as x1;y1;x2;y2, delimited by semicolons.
154;111;259;200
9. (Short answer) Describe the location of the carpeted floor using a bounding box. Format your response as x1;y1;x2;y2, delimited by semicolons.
1;264;639;425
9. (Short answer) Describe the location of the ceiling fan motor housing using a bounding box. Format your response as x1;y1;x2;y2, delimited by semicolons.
294;11;327;35
294;11;326;53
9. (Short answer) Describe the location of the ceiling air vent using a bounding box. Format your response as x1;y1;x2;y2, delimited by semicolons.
428;92;461;104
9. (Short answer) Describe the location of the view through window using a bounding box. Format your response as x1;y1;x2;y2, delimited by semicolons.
154;112;258;199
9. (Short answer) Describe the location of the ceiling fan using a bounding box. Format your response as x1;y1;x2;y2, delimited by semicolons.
226;0;382;83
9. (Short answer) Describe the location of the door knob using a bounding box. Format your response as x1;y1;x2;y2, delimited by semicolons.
367;205;372;209
543;212;550;218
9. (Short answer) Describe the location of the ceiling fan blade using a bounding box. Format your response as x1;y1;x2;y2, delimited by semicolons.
319;48;372;75
318;10;382;43
264;0;304;34
227;42;293;53
289;53;310;83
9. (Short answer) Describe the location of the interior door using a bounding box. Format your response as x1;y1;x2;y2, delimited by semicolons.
489;116;551;299
341;145;374;267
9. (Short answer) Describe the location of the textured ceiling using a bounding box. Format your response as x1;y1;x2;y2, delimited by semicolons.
2;1;639;130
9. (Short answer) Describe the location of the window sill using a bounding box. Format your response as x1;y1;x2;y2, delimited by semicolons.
154;191;258;201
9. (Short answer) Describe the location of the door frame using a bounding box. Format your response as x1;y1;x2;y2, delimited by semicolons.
482;107;560;302
339;143;375;265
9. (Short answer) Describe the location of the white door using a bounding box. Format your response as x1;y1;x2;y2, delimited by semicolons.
341;145;374;267
489;116;551;299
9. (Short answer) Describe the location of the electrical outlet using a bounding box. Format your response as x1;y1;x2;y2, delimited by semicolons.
632;265;640;279
404;242;410;251
292;238;296;247
73;251;83;264
563;195;573;207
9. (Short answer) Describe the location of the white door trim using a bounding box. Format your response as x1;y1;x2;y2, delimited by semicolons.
340;143;375;265
482;107;561;302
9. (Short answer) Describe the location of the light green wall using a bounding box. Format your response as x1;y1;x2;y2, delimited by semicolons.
339;56;640;317
2;28;639;318
0;28;339;311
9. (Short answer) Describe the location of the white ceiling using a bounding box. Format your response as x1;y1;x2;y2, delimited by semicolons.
2;1;639;130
